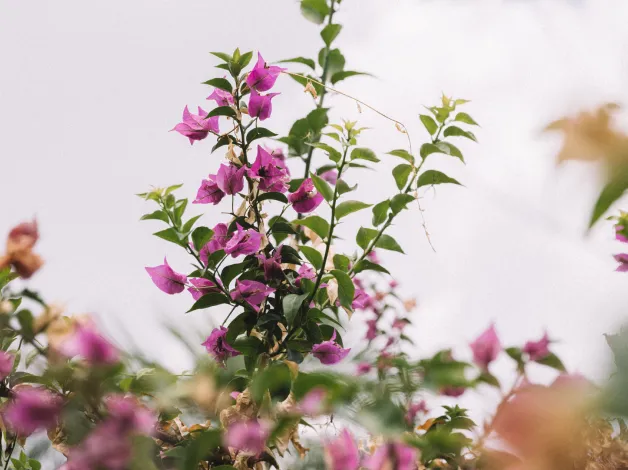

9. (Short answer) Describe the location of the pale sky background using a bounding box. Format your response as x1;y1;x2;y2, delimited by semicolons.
2;0;628;421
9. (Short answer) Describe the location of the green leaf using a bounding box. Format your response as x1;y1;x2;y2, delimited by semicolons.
330;71;369;85
331;269;355;309
293;215;330;239
206;106;237;119
336;179;357;195
311;173;334;202
589;164;628;227
353;259;390;275
247;127;277;143
221;261;248;288
351;147;380;163
140;210;169;223
321;24;342;46
202;77;232;93
311;142;342;163
278;57;316;70
187;293;230;313
392;164;413;190
283;293;309;326
181;215;202;233
435;141;464;162
335;200;372;220
454;112;479;126
212;134;236;153
300;0;330;24
191;227;213;251
319;48;345;76
416;170;461;189
299;246;323;269
387;149;415;165
257;192;288;204
419;114;438;135
390;193;416;215
233;336;263;356
375;234;404;253
443;125;477;142
535;352;566;371
372;200;390;226
237;50;253;69
420;143;447;159
153;228;186;247
356;227;378;250
210;51;232;62
333;254;351;271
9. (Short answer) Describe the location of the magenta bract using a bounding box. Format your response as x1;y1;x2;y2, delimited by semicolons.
145;257;187;294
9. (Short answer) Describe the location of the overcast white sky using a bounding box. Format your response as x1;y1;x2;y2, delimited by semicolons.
2;0;628;409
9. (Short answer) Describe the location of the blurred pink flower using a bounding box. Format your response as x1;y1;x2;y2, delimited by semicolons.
202;326;240;362
288;178;324;214
249;90;279;121
364;443;417;470
406;400;427;425
298;388;326;416
0;351;14;380
224;419;269;454
470;324;501;370
216;164;246;195
225;224;262;257
320;169;338;184
325;429;360;470
59;323;119;365
615;224;628;243
356;362;372;375
312;331;350;365
614;253;628;272
352;288;373;310
193;175;225;205
523;332;551;361
231;280;275;312
365;319;378;341
4;388;62;435
248;146;289;192
366;250;380;264
105;394;155;434
172;106;219;144
145;257;187;294
246;53;285;92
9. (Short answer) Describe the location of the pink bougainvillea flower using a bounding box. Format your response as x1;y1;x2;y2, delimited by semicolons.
264;146;290;175
523;332;551;361
366;249;380;264
246;53;286;92
0;351;14;380
172;106;219;145
288;178;324;214
298;387;327;416
216;164;246;195
470;324;501;370
187;278;220;300
389;279;399;289
59;323;119;365
441;386;466;398
392;317;410;331
4;388;62;436
615;224;628;243
207;88;234;107
312;331;350;365
320;169;338;185
248;90;279;121
105;394;155;435
365;319;378;341
224;419;269;454
614;253;628;272
193;175;225;205
224;224;262;258
406;401;427;425
248;146;289;192
230;280;275;312
200;223;230;263
145;258;187;294
364;442;418;470
324;429;360;470
296;264;316;286
202;326;240;362
352;288;373;310
257;248;283;280
356;362;372;375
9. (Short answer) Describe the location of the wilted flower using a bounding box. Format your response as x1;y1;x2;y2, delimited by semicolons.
224;419;269;454
193;175;225;205
145;257;187;294
200;223;230;262
0;351;14;380
288;178;324;214
470;324;501;370
246;53;285;92
224;224;262;257
216;164;246;195
312;331;350;365
172;106;219;144
257;248;283;280
364;442;418;470
188;278;220;300
1;219;44;278
248;146;289;192
59;322;119;365
248;90;279;121
230;280;275;312
202;326;240;363
207;88;234;107
523;332;551;361
324;429;360;470
614;253;628;272
4;388;62;435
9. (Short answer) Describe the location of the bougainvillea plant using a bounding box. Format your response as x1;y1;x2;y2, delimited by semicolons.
3;2;628;470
